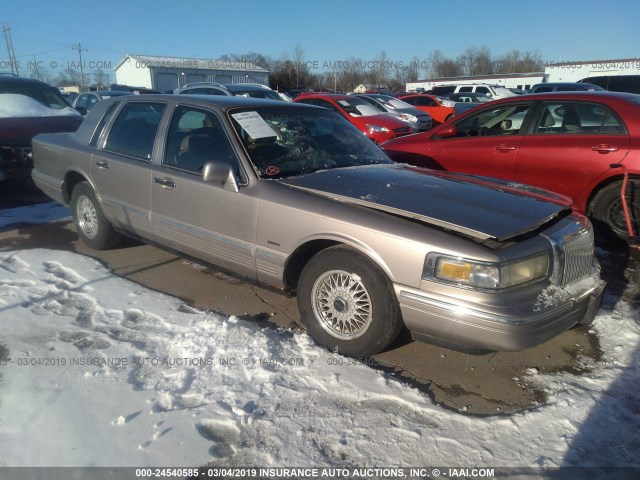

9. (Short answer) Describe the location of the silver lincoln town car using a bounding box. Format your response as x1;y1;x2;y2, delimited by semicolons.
31;95;606;357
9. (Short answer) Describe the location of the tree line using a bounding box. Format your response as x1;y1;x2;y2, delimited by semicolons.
33;45;543;93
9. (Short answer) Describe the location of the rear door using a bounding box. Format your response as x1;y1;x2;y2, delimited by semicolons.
91;101;166;238
514;100;630;203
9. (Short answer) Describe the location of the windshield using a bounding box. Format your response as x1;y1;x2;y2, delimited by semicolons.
334;97;380;116
0;81;71;110
229;107;392;179
235;90;283;101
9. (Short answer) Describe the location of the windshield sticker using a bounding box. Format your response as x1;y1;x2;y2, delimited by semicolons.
265;166;280;176
231;111;278;139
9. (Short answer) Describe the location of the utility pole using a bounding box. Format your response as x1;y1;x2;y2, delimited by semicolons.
3;22;19;76
32;54;41;80
72;42;87;89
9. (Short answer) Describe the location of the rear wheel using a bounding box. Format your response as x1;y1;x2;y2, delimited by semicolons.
297;246;403;357
590;180;640;240
70;182;122;250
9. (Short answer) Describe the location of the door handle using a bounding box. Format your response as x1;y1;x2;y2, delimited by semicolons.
95;161;109;169
495;144;517;152
592;144;619;154
153;177;175;189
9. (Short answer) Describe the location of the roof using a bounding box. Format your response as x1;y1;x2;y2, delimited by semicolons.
545;57;640;68
410;72;544;84
115;54;269;73
98;93;311;111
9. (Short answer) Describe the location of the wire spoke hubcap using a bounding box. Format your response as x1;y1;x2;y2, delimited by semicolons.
77;196;99;239
311;270;372;340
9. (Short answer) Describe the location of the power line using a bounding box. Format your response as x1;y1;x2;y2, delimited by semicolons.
72;42;88;88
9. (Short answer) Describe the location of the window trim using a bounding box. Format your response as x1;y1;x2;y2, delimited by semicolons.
528;100;629;136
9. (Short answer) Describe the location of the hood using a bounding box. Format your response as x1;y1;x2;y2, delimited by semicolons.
280;164;571;241
0;116;83;146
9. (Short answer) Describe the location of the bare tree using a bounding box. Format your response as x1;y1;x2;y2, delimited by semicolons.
92;68;110;87
457;46;494;76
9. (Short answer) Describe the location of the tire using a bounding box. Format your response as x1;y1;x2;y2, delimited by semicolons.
590;180;640;240
297;246;403;358
70;182;122;250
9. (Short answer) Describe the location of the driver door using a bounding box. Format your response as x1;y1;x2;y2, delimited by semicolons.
425;102;534;179
149;105;258;279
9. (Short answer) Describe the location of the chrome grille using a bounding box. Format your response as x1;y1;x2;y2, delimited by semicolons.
560;229;594;286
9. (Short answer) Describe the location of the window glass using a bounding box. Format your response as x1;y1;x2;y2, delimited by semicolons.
164;106;238;174
459;86;473;93
75;94;89;109
453;104;530;137
475;86;490;94
89;102;120;147
104;102;166;160
534;102;626;135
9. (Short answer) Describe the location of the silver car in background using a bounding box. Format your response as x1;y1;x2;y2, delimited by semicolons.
31;96;605;358
355;94;433;132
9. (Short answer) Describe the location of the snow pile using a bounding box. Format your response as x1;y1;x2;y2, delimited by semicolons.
0;249;638;468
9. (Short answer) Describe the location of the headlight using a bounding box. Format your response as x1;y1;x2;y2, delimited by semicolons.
423;253;549;290
366;124;390;133
441;100;456;107
399;114;417;122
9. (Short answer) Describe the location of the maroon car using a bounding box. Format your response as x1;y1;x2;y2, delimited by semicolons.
294;93;411;143
382;92;640;239
0;76;83;182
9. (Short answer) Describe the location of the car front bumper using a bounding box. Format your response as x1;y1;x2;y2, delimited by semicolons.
395;275;606;352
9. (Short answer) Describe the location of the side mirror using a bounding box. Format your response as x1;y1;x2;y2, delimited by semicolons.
202;161;239;192
75;106;88;116
436;124;457;139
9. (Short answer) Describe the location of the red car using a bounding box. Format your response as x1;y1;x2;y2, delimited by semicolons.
398;94;456;125
294;94;411;143
382;92;640;239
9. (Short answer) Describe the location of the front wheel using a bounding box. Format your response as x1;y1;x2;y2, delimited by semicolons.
70;182;122;250
590;180;640;240
297;246;403;358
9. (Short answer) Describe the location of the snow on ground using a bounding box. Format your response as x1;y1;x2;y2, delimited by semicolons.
0;246;638;468
0;201;70;229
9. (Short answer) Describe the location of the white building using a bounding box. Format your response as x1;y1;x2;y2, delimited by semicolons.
114;54;269;92
545;57;640;82
406;56;640;92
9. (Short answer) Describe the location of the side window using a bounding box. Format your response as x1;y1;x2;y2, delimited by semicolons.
418;97;436;107
89;102;120;147
75;94;89;109
475;86;490;94
458;86;473;93
315;99;340;113
534;102;626;135
534;86;553;93
401;97;417;105
453;104;530;137
103;102;166;161
163;106;237;174
86;95;100;111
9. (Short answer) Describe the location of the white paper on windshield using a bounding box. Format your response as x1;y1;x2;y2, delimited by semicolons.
231;111;278;139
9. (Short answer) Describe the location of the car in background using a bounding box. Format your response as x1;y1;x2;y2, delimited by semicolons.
381;92;640;239
354;94;433;132
443;92;494;117
61;91;78;104
110;84;161;95
579;75;640;94
30;94;605;356
0;75;83;182
430;84;517;99
224;83;286;101
529;82;605;93
295;93;412;143
175;82;232;96
72;90;134;115
398;94;455;124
